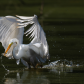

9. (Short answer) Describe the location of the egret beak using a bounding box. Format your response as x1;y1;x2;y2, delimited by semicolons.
4;42;13;56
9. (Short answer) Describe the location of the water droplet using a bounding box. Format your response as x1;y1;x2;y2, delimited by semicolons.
6;70;9;72
76;64;79;67
53;45;55;47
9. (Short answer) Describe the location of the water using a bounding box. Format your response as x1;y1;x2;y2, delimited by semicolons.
0;52;84;84
0;66;84;84
0;0;84;83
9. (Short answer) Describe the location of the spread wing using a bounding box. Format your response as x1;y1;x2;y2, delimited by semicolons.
16;15;49;57
0;16;24;57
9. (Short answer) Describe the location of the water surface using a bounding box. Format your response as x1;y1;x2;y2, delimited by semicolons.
0;66;84;84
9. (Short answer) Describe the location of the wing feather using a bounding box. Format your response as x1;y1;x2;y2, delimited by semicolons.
24;15;49;56
0;16;24;57
16;15;49;57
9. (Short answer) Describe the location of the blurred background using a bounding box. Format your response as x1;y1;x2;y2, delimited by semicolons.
0;0;84;68
0;0;84;84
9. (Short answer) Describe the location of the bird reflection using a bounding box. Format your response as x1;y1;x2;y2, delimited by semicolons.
3;69;50;84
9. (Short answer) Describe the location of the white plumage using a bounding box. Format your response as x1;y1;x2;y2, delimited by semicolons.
0;16;24;58
0;15;49;68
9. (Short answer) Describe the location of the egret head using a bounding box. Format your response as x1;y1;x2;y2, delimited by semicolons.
9;38;19;45
4;38;19;56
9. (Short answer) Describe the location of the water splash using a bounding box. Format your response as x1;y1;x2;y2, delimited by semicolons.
43;59;83;69
0;54;83;70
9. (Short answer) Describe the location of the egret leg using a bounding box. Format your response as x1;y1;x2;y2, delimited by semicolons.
35;63;43;68
30;57;36;68
28;62;31;69
40;64;43;68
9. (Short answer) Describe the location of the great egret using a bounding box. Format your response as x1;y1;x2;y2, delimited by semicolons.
0;15;49;68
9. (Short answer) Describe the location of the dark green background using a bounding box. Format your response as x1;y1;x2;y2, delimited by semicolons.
0;0;84;66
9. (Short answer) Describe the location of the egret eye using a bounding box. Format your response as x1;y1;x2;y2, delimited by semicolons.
15;42;17;44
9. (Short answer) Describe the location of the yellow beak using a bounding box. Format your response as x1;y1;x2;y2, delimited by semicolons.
4;42;13;56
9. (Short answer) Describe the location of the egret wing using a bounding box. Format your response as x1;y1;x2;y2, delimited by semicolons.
0;16;24;57
16;15;49;58
24;15;49;57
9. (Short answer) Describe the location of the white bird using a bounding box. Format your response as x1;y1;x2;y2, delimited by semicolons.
0;15;49;68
